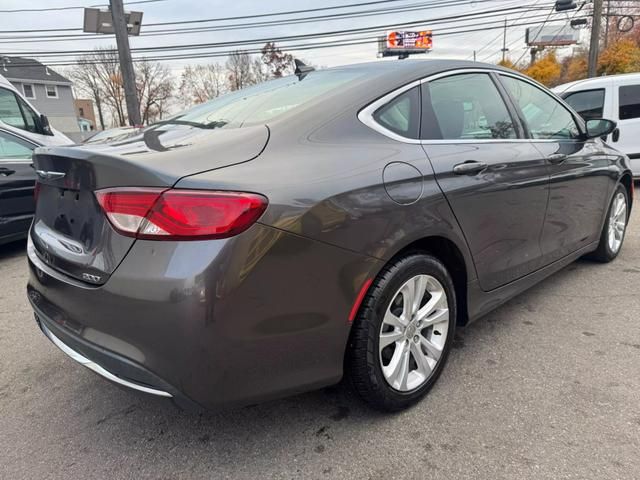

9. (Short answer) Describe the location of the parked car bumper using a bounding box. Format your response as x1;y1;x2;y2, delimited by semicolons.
26;224;381;410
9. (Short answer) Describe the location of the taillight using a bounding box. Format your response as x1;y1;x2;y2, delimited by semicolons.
34;181;41;202
95;188;268;240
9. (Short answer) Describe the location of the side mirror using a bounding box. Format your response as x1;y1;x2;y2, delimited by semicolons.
39;114;53;136
585;118;616;139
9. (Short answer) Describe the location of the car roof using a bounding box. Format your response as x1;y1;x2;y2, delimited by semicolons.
554;72;640;94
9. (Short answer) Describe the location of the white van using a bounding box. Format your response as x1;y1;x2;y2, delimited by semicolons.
0;74;71;146
554;73;640;178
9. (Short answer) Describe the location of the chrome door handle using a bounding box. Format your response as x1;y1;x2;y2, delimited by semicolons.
0;167;16;177
547;154;567;164
453;161;488;175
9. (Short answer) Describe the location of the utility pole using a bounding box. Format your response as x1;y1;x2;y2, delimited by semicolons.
604;0;610;48
109;0;141;126
588;0;603;78
501;18;508;62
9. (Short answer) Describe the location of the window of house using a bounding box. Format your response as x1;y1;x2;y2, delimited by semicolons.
45;85;58;98
22;84;35;99
79;107;84;117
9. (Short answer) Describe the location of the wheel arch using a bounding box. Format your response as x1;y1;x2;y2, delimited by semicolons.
620;172;634;212
391;236;470;326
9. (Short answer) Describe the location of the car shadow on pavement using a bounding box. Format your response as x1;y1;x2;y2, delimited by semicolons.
0;239;26;260
53;258;594;447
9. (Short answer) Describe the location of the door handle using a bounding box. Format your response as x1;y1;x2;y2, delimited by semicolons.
453;161;488;175
612;128;620;142
0;167;16;177
547;153;567;165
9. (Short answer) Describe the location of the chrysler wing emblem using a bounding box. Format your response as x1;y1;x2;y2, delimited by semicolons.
35;170;66;180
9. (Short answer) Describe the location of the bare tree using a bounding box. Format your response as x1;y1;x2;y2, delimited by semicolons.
69;48;176;127
178;63;226;106
260;42;294;78
66;61;106;130
135;59;174;124
251;57;270;84
226;50;254;91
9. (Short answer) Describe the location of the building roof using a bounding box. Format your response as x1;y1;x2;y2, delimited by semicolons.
0;56;71;85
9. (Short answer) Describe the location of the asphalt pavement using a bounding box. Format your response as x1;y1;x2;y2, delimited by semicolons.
1;207;639;480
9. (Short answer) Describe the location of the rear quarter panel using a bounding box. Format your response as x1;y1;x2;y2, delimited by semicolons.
176;107;477;282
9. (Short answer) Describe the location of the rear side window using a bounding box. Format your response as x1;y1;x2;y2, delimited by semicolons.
563;89;605;121
501;75;580;140
373;86;420;139
619;85;640;120
422;73;517;140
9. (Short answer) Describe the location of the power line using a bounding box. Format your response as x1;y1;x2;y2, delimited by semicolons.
0;0;460;32
3;14;585;67
0;0;521;43
0;0;165;13
0;4;555;57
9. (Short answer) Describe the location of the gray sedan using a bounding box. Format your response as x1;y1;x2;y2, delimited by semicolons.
26;60;632;412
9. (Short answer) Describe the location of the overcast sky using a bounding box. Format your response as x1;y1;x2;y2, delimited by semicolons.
0;0;583;72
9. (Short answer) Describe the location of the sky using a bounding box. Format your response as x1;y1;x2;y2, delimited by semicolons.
0;0;586;74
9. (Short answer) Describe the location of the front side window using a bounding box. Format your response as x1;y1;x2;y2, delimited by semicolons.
22;84;35;99
563;89;605;121
0;88;26;130
16;97;39;133
373;86;420;139
619;85;640;120
501;75;580;140
0;131;34;160
45;85;58;98
422;73;517;140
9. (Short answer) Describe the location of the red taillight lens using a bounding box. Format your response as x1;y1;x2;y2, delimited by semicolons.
95;188;268;240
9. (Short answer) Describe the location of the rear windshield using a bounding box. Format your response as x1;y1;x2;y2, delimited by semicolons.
157;69;365;130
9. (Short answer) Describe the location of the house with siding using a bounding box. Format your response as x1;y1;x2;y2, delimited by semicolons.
1;56;80;138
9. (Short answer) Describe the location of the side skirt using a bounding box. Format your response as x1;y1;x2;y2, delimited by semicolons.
465;241;599;323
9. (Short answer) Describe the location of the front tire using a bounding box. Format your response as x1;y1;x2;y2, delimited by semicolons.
346;253;456;412
589;184;629;262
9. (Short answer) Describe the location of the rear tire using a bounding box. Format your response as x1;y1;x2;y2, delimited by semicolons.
589;184;629;262
346;253;456;412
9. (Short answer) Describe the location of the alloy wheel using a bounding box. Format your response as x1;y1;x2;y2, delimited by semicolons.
379;274;449;392
608;192;627;254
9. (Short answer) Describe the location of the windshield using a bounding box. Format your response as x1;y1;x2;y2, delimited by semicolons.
156;69;365;130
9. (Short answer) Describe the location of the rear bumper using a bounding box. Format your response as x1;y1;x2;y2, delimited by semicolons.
27;224;381;410
35;310;196;401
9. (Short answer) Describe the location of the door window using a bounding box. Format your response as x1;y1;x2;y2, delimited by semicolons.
501;75;580;140
16;97;39;133
562;89;605;121
619;84;640;120
422;73;517;140
0;131;34;160
373;86;421;139
0;88;27;131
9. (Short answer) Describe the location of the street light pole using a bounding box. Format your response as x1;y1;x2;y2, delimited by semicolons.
588;0;603;78
109;0;141;126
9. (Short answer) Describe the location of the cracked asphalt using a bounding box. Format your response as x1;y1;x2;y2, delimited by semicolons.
1;207;639;480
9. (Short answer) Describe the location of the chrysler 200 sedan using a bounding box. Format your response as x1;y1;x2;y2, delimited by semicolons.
26;60;632;412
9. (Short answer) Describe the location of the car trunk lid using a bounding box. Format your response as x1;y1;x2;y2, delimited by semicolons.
30;125;269;285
